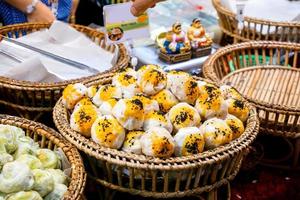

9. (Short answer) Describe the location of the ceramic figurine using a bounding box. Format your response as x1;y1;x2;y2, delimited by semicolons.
162;22;190;54
187;18;212;58
157;22;192;63
187;18;212;49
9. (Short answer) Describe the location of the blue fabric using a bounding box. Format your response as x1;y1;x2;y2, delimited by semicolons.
0;0;72;25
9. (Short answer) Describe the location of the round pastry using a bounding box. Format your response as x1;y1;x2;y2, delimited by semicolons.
70;104;99;137
174;127;205;157
137;65;167;95
143;110;173;133
152;89;179;113
195;84;228;120
132;94;159;114
87;85;98;99
140;127;175;158
118;67;137;77
168;102;201;132
74;97;94;110
99;98;118;115
199;118;233;149
112;71;140;98
220;85;243;100
122;131;144;154
166;70;191;90
226;98;249;122
224;114;245;140
112;98;145;130
92;84;122;107
169;76;200;105
62;83;87;110
91;115;125;149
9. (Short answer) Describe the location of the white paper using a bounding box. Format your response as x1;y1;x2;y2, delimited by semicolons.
0;21;117;82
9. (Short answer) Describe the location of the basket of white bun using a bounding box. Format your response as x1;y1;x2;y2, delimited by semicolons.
53;65;259;198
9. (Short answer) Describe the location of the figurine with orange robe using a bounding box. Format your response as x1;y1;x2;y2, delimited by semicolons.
187;18;212;49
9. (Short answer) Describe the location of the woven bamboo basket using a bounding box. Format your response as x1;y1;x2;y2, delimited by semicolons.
203;41;300;169
212;0;300;44
53;75;259;199
0;23;130;121
0;114;86;200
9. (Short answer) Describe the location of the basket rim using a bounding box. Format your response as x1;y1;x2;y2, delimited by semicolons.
0;114;86;200
53;77;259;170
0;22;130;90
212;0;300;27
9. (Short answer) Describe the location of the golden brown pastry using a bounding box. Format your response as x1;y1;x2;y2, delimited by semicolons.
224;114;245;140
91;115;125;149
92;84;122;107
152;89;179;113
62;83;87;110
226;98;249;122
122;131;144;154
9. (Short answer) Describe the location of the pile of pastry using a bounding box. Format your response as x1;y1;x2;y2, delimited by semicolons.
62;65;249;159
0;125;68;200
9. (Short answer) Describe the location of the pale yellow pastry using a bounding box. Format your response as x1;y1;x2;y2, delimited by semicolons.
132;94;159;114
140;127;175;158
220;85;243;100
168;103;201;132
74;97;94;110
62;83;87;110
112;71;140;98
143;110;173;133
91;115;125;149
122;131;144;154
137;65;167;95
99;98;118;115
112;98;145;130
224;114;245;140
169;76;200;104
87;85;98;98
152;89;179;113
226;98;249;122
166;70;191;90
92;84;122;107
199;118;233;149
174;127;205;157
70;104;99;137
195;84;228;119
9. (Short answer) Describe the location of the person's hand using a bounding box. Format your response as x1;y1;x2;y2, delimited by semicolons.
131;0;162;17
27;2;55;23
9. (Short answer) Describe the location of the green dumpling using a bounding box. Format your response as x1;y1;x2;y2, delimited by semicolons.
16;154;43;170
46;169;68;185
6;191;42;200
13;136;39;159
44;184;67;200
36;149;61;169
32;169;54;197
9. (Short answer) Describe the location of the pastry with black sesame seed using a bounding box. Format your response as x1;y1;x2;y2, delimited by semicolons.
112;71;141;98
112;98;145;130
62;83;87;110
199;118;233;149
224;114;245;140
166;70;191;90
87;85;98;99
99;98;118;115
143;110;173;133
220;85;243;100
137;65;167;95
168;103;201;133
174;127;204;157
195;89;228;120
70;104;100;137
132;94;159;114
74;97;94;110
91;115;125;149
122;131;144;154
92;85;122;107
226;98;249;122
152;89;179;113
140;127;175;158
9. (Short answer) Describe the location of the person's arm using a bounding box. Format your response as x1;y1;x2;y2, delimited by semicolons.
131;0;164;17
5;0;55;23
